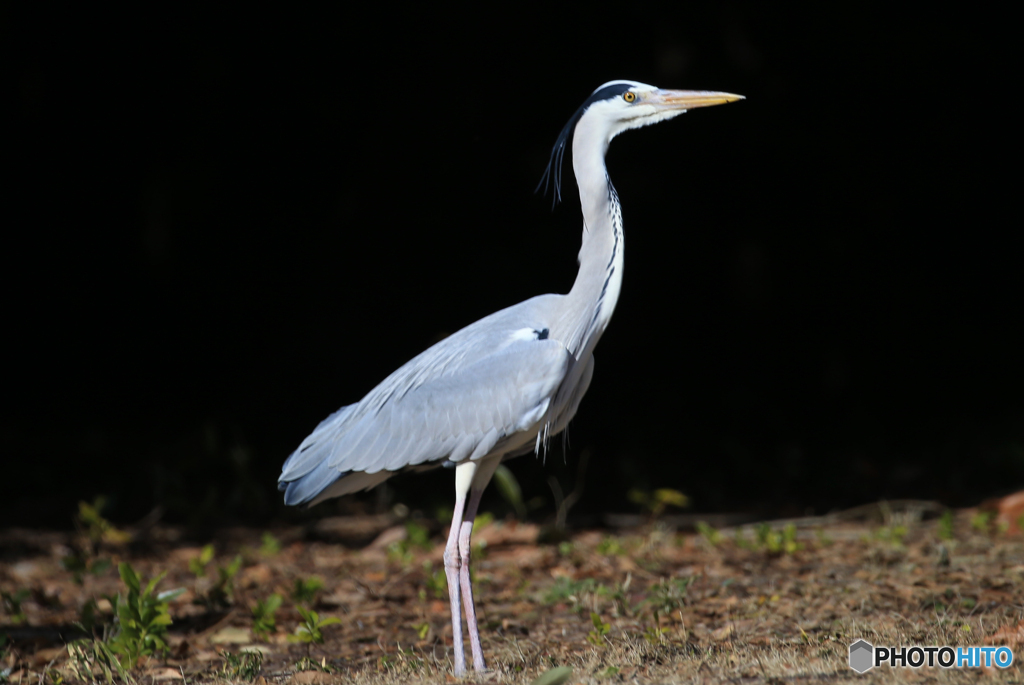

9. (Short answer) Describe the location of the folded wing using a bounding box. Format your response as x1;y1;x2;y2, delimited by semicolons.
279;334;572;505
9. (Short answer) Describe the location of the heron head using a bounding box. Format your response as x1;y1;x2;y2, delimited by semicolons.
538;80;743;205
588;81;744;135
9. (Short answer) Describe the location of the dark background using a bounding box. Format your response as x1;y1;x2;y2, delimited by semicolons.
3;4;1020;529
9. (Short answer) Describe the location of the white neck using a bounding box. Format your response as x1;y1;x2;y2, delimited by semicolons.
555;111;625;358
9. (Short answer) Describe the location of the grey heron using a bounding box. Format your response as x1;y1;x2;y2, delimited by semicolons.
278;80;742;674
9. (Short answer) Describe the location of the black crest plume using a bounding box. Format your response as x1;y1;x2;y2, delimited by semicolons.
536;82;635;208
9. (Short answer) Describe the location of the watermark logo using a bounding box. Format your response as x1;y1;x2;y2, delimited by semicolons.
849;640;873;673
849;640;1014;672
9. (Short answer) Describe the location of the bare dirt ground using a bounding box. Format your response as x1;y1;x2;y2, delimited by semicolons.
3;501;1024;684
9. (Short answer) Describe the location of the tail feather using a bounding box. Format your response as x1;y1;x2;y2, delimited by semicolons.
282;459;346;506
279;403;357;484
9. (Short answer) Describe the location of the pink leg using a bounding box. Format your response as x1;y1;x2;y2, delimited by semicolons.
459;488;487;672
443;494;467;675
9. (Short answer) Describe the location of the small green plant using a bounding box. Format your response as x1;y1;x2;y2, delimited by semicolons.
219;650;263;681
377;645;426;674
493;464;527;518
259;532;282;556
76;497;131;549
586;612;611;645
733;528;753;549
294;656;333;673
470;538;489;563
596;537;625;556
645;576;695;616
938;510;955;541
292;576;324;606
605;577;635;618
643;623;670;643
874;524;908;547
544;577;595;603
388;521;433;565
251;594;282;641
108;562;184;666
695;521;721;546
420;561;447;600
543;577;598;611
199;555;242;608
76;597;110;633
405;521;431;548
67;638;134;685
640;576;694;641
628;488;689;518
62;498;119;585
1;590;29;624
970;511;994;533
61;553;112;585
543;577;612;615
779;523;802;553
471;511;495;534
750;523;802;554
387;541;414;566
188;545;215;577
288;606;340;646
412;621;430;639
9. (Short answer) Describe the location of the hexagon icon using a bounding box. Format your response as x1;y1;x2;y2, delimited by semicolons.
849;639;874;673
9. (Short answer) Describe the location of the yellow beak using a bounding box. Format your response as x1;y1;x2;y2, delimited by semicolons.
645;89;745;110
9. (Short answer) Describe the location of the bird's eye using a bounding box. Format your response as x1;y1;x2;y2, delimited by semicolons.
623;92;636;103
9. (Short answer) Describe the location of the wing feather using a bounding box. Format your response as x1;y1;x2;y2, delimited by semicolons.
278;304;574;506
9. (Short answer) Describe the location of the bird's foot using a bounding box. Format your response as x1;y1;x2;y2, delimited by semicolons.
451;665;496;680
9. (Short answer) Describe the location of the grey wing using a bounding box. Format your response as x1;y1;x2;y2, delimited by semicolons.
279;336;572;505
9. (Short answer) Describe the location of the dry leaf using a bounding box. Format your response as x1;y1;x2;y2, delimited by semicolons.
712;624;735;640
991;620;1024;648
30;647;65;667
209;626;252;644
991;491;1024;533
148;667;184;681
